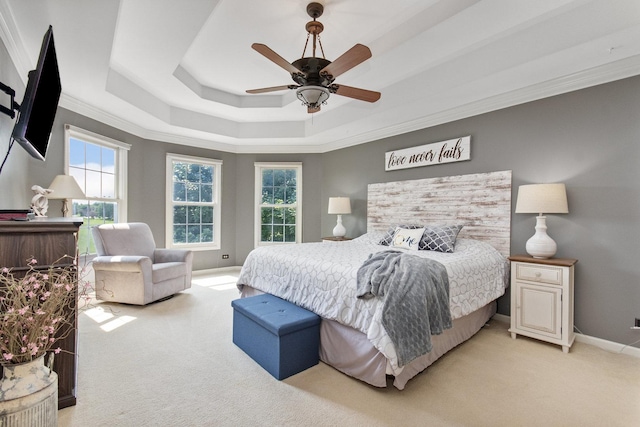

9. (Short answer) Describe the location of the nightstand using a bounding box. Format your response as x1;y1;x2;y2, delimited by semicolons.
508;255;578;353
321;236;352;243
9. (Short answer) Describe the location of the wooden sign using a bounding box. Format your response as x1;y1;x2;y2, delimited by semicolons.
385;136;471;171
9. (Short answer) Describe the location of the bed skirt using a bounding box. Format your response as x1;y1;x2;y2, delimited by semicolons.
240;286;496;390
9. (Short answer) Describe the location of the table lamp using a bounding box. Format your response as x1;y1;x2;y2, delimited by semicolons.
328;197;351;238
47;175;86;217
515;183;568;259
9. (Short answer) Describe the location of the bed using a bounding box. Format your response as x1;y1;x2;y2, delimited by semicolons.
237;170;512;389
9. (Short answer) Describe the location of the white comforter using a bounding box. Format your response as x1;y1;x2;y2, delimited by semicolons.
236;232;508;374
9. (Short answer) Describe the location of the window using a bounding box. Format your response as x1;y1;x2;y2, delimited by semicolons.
255;162;302;247
65;125;130;255
166;154;222;250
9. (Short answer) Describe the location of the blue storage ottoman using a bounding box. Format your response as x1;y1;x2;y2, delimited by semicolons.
232;294;320;380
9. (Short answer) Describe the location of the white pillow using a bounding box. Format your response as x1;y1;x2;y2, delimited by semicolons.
391;227;425;251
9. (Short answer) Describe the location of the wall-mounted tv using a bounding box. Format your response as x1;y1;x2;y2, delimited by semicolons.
11;26;61;161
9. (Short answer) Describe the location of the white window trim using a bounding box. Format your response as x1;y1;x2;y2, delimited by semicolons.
254;162;302;248
64;124;130;222
166;153;222;251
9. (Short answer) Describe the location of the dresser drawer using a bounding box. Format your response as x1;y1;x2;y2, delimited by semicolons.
515;263;564;285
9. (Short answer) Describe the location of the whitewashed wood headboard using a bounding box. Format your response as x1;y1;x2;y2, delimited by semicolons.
367;170;512;257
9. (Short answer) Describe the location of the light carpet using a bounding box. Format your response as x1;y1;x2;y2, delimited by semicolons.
59;270;640;427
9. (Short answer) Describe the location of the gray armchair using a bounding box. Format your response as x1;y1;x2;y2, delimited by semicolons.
91;222;193;305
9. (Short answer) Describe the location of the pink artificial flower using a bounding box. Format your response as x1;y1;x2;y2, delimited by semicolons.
29;258;38;265
54;347;61;354
3;353;13;361
42;274;49;280
1;267;8;273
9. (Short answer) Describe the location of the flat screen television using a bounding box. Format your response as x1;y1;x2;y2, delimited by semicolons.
11;26;61;161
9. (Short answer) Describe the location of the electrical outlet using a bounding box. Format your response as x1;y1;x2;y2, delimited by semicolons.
222;254;229;259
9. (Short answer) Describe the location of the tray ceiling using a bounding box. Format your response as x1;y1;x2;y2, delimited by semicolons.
1;0;639;153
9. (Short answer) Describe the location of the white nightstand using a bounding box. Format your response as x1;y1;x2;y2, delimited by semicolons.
508;255;578;353
321;236;352;243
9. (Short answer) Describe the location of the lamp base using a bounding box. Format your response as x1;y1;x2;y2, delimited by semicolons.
525;215;557;259
332;214;346;238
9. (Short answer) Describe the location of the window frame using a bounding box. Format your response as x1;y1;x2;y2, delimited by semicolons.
254;162;302;248
64;124;130;255
166;153;222;251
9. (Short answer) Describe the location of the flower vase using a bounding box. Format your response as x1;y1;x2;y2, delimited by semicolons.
0;356;58;426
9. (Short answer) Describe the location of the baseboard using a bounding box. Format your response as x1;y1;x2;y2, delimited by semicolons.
491;313;640;358
192;266;242;276
574;332;640;358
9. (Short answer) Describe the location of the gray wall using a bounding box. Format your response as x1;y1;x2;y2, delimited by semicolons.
0;37;30;207
56;108;240;271
234;153;323;262
321;75;640;348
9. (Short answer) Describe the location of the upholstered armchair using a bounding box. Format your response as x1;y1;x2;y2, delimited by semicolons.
91;222;193;305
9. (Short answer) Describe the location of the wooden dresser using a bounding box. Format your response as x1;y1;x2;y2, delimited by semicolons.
0;218;82;409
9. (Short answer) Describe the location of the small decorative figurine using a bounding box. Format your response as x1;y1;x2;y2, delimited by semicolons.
30;185;53;217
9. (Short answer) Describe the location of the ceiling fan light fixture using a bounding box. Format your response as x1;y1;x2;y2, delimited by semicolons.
247;3;380;112
296;85;330;111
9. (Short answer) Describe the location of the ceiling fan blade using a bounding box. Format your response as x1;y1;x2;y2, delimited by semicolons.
320;44;372;79
333;84;381;103
251;43;303;75
246;85;295;94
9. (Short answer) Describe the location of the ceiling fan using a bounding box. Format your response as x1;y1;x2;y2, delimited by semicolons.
246;2;381;113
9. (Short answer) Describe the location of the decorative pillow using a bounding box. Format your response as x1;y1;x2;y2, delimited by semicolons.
419;225;463;253
390;227;425;251
378;224;422;246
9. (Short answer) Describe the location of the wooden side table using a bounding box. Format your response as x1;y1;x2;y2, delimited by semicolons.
508;255;578;353
321;236;352;243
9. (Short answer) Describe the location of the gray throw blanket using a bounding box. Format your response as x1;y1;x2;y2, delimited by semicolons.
356;250;452;367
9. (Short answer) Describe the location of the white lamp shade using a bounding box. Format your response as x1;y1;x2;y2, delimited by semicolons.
515;183;568;215
47;175;86;200
328;197;351;214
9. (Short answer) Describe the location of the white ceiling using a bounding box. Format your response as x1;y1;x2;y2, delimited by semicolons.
1;0;639;153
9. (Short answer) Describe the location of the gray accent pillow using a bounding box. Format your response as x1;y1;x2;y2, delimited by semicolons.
378;224;464;253
419;225;463;253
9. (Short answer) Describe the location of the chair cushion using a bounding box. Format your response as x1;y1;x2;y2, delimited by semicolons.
152;262;187;283
93;223;157;259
